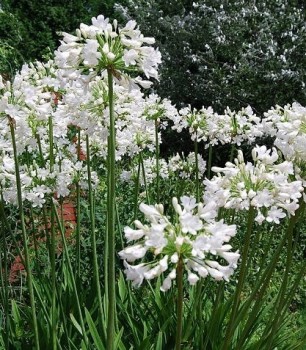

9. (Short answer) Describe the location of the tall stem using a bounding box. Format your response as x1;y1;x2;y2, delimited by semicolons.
207;144;213;179
133;155;141;222
229;143;236;163
48;116;57;350
155;119;160;203
86;135;105;342
106;68;116;350
140;152;150;204
194;136;200;202
75;129;81;282
175;258;184;350
9;118;40;349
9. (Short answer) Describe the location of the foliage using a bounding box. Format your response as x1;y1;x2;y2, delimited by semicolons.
115;0;306;114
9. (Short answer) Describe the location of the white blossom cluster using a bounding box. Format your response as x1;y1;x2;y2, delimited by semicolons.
0;14;172;208
203;145;303;224
120;157;169;186
119;196;239;291
262;102;306;186
55;15;161;88
120;152;206;186
168;152;206;179
169;105;262;147
0;62;99;207
58;77;174;160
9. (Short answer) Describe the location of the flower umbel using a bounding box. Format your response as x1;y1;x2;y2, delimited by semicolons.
55;15;161;88
119;196;239;291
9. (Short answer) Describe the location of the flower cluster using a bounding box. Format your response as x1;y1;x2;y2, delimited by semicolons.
120;156;169;186
0;40;169;206
119;196;239;291
262;102;306;186
120;152;206;186
55;15;161;88
203;145;303;224
170;105;262;146
168;152;206;180
0;61;99;207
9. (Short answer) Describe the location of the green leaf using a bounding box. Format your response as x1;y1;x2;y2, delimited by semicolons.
84;307;105;350
70;313;83;336
155;331;163;350
114;327;124;350
118;271;127;302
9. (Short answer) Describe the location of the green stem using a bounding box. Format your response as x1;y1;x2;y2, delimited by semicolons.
155;119;160;203
106;68;116;350
175;258;184;350
76;129;81;282
133;154;141;222
36;133;45;166
140;151;150;204
207;144;213;179
222;206;255;350
229;143;236;163
48;116;57;350
194;137;200;202
9;118;40;350
86;135;105;343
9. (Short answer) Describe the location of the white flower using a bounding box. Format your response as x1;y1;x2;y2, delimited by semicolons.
118;244;147;262
188;272;199;285
123;49;139;66
123;261;149;287
204;146;303;224
120;197;239;291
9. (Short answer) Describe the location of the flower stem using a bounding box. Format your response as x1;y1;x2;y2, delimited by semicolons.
155;119;160;203
9;117;40;350
140;151;150;204
229;143;236;163
194;136;200;202
75;129;81;282
207;144;213;179
175;257;184;350
48;116;57;350
86;135;105;342
106;68;116;350
133;154;141;222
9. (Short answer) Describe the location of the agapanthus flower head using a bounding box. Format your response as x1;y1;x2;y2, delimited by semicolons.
120;156;169;186
168;152;206;180
119;196;239;291
204;145;303;224
55;15;161;88
169;105;262;147
263;102;306;187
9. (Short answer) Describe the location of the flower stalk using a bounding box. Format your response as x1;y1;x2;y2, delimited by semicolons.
9;117;40;350
106;68;116;350
155;119;160;203
194;136;200;202
86;135;105;342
